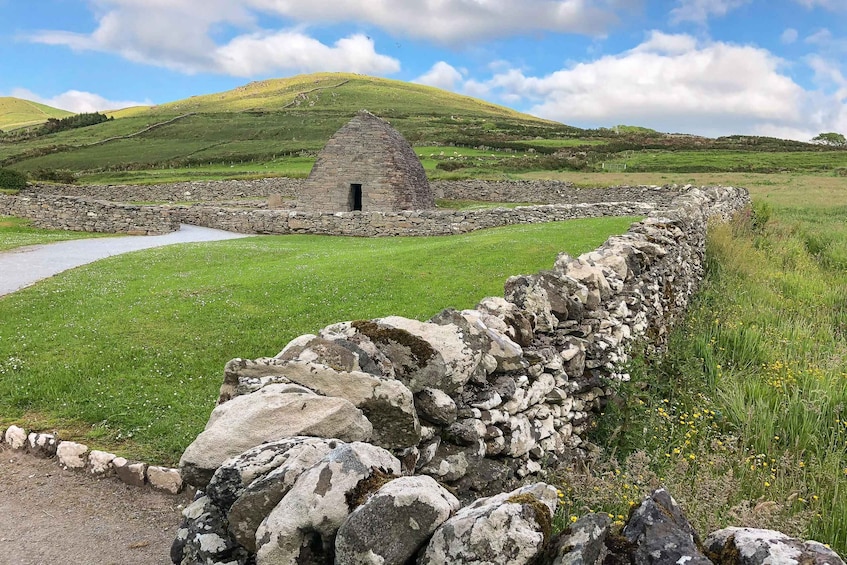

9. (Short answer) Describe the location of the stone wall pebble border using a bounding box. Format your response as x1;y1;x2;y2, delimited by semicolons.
1;424;184;495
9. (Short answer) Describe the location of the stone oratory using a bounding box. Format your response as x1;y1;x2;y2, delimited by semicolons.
301;110;435;212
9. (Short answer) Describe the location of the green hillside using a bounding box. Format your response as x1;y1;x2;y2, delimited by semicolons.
0;73;580;179
0;97;73;131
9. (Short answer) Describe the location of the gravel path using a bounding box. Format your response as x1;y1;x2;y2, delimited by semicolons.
0;224;250;297
0;445;191;565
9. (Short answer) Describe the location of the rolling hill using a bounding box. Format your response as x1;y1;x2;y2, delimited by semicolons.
0;73;579;177
0;97;73;131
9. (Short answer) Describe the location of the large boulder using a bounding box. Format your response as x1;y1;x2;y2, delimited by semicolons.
253;359;420;450
420;482;558;565
179;384;373;487
254;442;401;565
335;475;460;565
337;316;483;394
704;527;846;565
622;488;711;565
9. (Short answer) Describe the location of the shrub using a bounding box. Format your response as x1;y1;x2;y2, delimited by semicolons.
0;167;27;190
31;168;77;184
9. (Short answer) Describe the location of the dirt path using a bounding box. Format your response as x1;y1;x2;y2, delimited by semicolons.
0;444;191;565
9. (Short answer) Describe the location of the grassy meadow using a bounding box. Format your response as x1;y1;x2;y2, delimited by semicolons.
549;172;847;552
0;217;638;463
0;216;109;251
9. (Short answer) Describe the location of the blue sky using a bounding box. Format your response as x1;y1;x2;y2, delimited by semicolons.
1;0;846;140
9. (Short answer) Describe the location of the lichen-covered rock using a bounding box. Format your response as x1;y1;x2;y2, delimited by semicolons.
415;387;458;426
234;358;419;450
550;512;611;565
225;439;338;552
254;442;401;564
171;495;250;565
420;482;558;565
477;296;534;347
179;384;373;488
504;274;558;333
623;488;711;565
704;527;846;565
347;316;483;394
335;475;460;565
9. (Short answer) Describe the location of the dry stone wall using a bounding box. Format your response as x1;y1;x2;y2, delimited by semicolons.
20;178;683;207
432;179;680;204
173;201;655;237
0;193;179;235
23;178;301;202
4;183;843;564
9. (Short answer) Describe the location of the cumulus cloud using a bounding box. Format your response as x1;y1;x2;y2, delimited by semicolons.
216;32;399;76
27;0;635;77
8;88;152;113
29;0;399;76
457;31;841;139
413;62;465;91
248;0;632;42
669;0;751;24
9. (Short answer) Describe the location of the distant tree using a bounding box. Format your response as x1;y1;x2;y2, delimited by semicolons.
811;132;846;147
36;112;110;136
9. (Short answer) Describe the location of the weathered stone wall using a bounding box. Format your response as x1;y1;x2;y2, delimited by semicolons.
22;178;301;202
0;193;179;235
21;179;684;208
432;179;681;204
172;201;654;237
179;186;749;491
303;111;434;212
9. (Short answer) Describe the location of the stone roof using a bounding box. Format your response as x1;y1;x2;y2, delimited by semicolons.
301;110;434;212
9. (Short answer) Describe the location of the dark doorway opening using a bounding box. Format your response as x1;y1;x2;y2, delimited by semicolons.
350;183;363;211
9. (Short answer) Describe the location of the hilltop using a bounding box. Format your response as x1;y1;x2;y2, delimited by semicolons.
0;73;578;178
1;72;842;184
0;98;73;131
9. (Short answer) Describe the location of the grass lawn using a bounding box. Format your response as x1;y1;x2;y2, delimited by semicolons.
0;216;638;464
0;216;111;252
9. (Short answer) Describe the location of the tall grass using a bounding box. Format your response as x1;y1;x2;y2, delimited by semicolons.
556;202;847;552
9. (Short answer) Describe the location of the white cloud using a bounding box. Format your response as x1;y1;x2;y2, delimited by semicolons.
248;0;631;42
458;32;845;140
781;28;798;44
669;0;751;24
29;1;400;76
8;88;152;113
27;0;635;77
413;62;465;91
216;32;399;76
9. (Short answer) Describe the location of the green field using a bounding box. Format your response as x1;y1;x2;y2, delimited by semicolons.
0;97;72;131
0;217;638;463
0;216;109;251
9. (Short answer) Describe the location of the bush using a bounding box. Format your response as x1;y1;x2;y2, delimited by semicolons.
31;168;77;184
0;167;27;190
